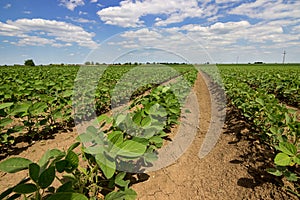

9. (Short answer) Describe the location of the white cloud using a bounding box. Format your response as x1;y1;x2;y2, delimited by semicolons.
229;0;300;20
23;11;31;14
16;36;55;46
90;0;98;3
104;15;300;63
215;0;243;3
79;11;88;15
0;18;97;48
59;0;84;11
66;16;96;23
97;0;212;27
4;4;11;9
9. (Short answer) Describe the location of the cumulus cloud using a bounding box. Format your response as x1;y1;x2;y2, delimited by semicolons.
59;0;85;11
229;0;300;20
66;16;96;23
0;18;97;48
107;15;300;62
97;0;213;27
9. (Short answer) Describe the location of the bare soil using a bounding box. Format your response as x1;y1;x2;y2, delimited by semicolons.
0;73;297;199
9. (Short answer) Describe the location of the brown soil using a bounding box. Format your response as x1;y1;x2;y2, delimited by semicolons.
0;73;297;199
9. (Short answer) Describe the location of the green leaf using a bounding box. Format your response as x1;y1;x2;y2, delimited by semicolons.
266;168;283;176
55;160;68;173
0;118;13;127
67;142;80;153
141;116;151;127
115;172;129;188
0;102;14;110
274;153;291;166
83;145;105;155
13;183;38;194
56;181;74;193
144;151;158;164
108;131;124;149
86;126;98;134
65;151;79;173
97;114;112;124
124;188;137;200
132;112;142;125
117;140;147;158
0;157;32;173
115;114;126;126
169;107;180;115
278;142;297;156
29;163;40;183
149;136;163;145
62;90;73;98
284;171;298;182
38;166;55;189
10;102;31;116
293;156;300;165
38;149;65;170
285;113;291;124
255;98;264;106
96;152;116;179
28;102;47;115
105;191;126;200
46;192;88;200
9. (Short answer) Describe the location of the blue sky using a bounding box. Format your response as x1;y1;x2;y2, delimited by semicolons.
0;0;299;64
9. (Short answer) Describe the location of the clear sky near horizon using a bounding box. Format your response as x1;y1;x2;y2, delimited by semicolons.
0;0;299;65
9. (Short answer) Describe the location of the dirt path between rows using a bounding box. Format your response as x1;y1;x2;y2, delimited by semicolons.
0;72;297;199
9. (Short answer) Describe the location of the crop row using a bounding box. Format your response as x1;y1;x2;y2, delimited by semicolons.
219;65;300;108
0;65;198;199
0;65;195;149
201;64;300;196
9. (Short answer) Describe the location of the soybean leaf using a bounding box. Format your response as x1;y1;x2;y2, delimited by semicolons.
105;191;125;200
266;168;283;176
56;181;74;193
0;157;32;173
274;153;291;166
46;192;88;200
116;140;147;158
55;160;68;173
255;98;264;106
10;102;31;116
0;102;13;110
28;102;47;115
13;183;38;194
38;166;55;189
108;131;123;149
115;172;129;188
115;114;126;126
29;163;40;183
278;142;297;156
65;151;79;173
38;149;65;170
0;118;13;127
141;116;151;127
67;142;80;153
96;152;116;179
284;171;298;182
124;188;137;200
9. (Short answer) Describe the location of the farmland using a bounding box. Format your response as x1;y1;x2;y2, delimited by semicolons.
0;63;299;199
